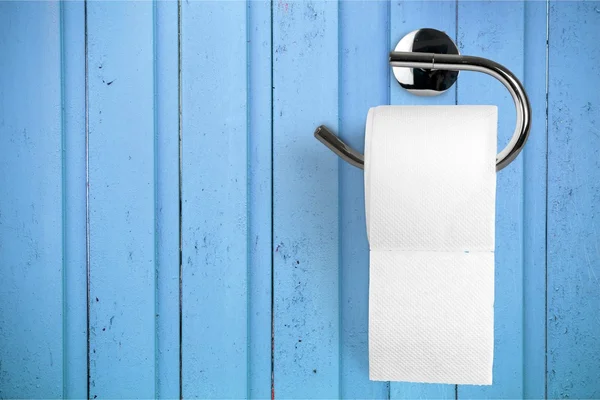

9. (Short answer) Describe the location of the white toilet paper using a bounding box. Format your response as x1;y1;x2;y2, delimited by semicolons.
365;105;497;385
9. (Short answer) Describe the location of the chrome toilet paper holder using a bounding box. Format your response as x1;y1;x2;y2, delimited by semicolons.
314;28;531;172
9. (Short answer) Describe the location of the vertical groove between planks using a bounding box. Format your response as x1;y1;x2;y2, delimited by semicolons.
523;1;550;397
178;0;183;396
61;2;88;395
270;0;275;397
60;2;67;396
153;1;159;397
544;3;550;398
246;0;251;395
336;1;342;397
84;0;91;397
154;2;180;396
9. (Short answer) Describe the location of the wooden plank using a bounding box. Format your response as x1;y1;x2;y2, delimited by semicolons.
61;1;88;397
155;1;181;398
339;1;389;399
457;2;525;398
272;1;340;397
0;2;64;397
180;1;249;397
523;1;548;398
547;2;600;398
87;2;156;397
389;2;456;398
248;1;273;398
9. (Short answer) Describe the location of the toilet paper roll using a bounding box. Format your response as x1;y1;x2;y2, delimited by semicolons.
365;105;497;385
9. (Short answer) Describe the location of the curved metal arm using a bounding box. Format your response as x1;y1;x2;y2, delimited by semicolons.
314;51;531;172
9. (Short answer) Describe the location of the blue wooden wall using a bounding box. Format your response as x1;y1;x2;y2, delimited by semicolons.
0;1;599;399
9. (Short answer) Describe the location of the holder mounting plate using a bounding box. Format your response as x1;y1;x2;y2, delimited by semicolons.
393;28;460;96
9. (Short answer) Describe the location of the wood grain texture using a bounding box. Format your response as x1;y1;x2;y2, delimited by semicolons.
339;1;389;399
389;2;456;398
180;1;249;397
457;2;525;398
272;1;340;397
0;2;64;397
548;2;600;398
87;2;157;397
